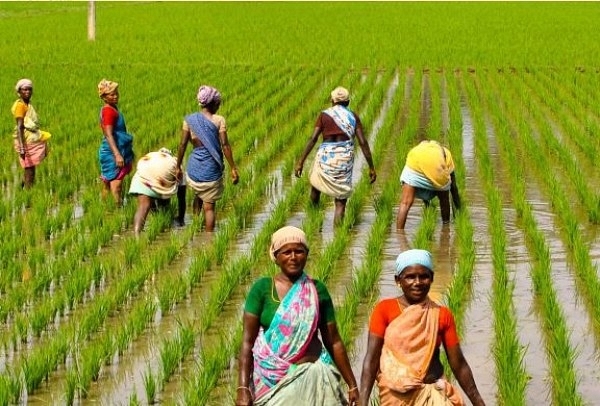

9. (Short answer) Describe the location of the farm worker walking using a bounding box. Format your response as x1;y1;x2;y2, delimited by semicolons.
360;249;486;406
236;226;359;406
129;148;186;235
176;84;239;232
11;78;52;189
97;79;134;206
295;86;376;226
396;140;461;229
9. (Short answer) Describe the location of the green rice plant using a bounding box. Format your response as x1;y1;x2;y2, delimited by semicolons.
64;368;79;406
142;365;158;405
0;373;21;405
159;337;181;384
480;70;587;404
129;393;141;406
461;73;528;405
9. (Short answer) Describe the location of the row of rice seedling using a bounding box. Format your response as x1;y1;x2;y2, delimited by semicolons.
488;72;600;339
509;74;600;223
461;73;528;405
487;71;589;404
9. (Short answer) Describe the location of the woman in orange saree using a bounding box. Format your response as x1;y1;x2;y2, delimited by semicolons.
360;249;485;406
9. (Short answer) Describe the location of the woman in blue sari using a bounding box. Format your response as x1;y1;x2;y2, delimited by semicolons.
176;85;239;231
97;79;134;206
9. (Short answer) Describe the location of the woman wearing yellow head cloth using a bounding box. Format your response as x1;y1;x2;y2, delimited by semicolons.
11;78;52;189
396;140;461;229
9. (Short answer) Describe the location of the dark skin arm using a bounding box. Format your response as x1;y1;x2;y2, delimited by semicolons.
294;126;321;177
101;122;124;168
359;333;383;406
218;128;239;185
437;190;451;224
320;320;359;405
353;124;376;184
449;172;461;213
236;312;260;406
15;116;26;158
175;128;191;182
396;183;416;229
445;344;486;406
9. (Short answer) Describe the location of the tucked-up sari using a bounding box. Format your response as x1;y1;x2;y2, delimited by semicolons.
184;113;224;203
98;107;134;182
12;100;51;168
252;273;348;405
400;141;455;202
129;150;179;199
309;105;356;200
377;299;463;406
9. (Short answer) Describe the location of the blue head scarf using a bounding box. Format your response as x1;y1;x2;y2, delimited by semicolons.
395;249;433;277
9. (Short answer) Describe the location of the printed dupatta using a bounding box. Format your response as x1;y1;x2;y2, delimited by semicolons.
323;105;356;139
185;112;223;170
252;273;320;401
379;298;440;393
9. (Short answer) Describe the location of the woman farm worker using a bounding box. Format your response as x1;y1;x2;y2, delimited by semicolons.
360;249;485;406
176;85;239;232
129;148;183;235
295;86;377;226
97;79;134;206
237;226;359;406
11;78;51;189
396;140;461;229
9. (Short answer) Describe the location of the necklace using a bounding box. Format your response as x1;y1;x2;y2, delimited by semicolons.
271;278;281;303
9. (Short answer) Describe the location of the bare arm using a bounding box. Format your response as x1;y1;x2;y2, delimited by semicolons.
445;344;486;406
438;190;451;224
101;123;124;168
219;129;239;184
15;116;26;157
396;183;416;229
359;333;383;405
450;172;461;212
176;128;191;180
320;321;359;404
354;125;376;184
294;126;321;177
236;312;260;406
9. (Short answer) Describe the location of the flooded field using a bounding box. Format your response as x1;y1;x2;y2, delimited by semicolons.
1;2;600;405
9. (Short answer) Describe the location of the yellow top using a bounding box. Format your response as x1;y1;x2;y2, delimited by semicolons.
405;140;455;189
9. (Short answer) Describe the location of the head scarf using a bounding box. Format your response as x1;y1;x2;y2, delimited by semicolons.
15;79;33;92
330;86;350;103
197;85;221;106
395;249;433;277
269;226;309;262
98;79;119;98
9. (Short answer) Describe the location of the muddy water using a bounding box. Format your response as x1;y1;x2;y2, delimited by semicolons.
454;101;499;403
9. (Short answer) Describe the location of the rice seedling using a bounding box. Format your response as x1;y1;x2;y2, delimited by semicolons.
142;365;158;404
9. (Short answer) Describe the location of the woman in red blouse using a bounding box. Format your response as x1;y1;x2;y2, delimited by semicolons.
360;249;485;406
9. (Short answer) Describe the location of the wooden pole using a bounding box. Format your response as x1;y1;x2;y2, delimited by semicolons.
87;1;96;41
